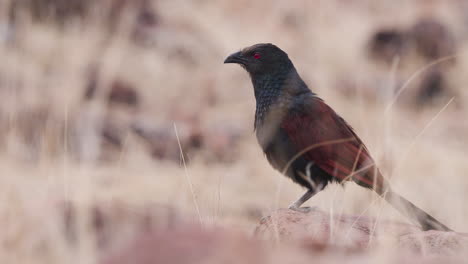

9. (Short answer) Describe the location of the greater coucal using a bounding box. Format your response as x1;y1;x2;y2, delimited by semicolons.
224;43;452;231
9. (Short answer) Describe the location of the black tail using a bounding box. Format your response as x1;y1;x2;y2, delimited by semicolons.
383;190;452;231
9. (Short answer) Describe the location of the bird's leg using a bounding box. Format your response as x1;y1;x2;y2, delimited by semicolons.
288;163;321;213
288;190;316;213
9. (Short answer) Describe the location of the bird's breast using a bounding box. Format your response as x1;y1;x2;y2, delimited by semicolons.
255;102;290;149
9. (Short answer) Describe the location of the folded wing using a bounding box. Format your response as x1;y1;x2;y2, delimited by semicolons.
280;95;388;193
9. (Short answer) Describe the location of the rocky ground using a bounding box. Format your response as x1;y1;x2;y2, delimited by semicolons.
1;0;468;263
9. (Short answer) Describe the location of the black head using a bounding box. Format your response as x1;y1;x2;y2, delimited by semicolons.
224;43;293;76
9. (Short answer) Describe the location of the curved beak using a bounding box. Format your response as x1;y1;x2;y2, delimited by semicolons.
224;51;247;65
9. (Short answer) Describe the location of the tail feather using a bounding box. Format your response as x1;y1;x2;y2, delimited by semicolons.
384;191;452;231
356;170;452;231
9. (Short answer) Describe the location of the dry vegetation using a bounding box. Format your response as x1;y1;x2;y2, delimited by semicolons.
1;0;468;263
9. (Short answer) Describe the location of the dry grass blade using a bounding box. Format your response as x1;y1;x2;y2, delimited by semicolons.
1;0;468;263
393;97;455;174
384;54;459;114
174;123;202;224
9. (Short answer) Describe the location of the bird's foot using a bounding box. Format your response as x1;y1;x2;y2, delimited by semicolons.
288;205;314;213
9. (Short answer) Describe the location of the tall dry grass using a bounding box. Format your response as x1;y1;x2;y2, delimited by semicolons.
0;0;468;263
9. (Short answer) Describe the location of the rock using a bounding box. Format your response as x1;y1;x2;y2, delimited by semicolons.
414;68;453;106
59;200;180;249
368;28;409;64
131;117;243;163
101;225;269;264
400;230;468;255
364;18;457;107
9;0;159;39
84;68;140;109
98;206;468;264
255;208;468;254
410;18;456;61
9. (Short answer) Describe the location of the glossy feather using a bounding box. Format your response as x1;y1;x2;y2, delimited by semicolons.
280;94;388;193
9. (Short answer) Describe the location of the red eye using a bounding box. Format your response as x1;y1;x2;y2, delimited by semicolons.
253;53;261;59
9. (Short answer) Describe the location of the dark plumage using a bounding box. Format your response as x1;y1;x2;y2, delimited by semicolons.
224;43;452;231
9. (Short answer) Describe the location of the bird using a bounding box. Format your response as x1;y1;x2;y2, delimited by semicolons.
224;43;452;231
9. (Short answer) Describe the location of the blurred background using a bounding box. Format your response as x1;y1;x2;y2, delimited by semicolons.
1;0;468;263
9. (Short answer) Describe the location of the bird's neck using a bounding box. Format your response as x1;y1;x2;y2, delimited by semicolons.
251;68;309;128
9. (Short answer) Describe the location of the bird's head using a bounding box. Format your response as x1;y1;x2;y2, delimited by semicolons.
224;43;293;77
